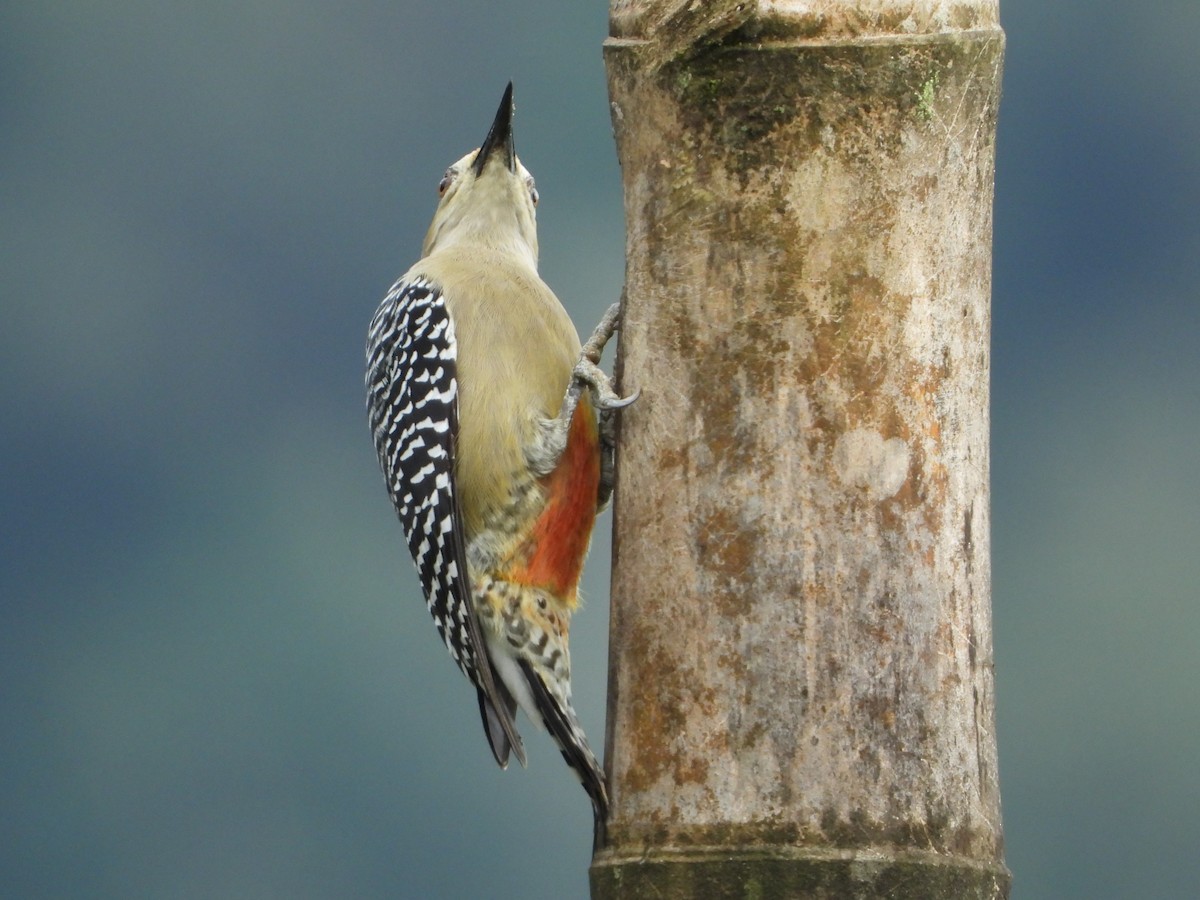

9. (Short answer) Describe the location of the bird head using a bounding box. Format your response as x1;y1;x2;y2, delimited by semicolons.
422;82;540;266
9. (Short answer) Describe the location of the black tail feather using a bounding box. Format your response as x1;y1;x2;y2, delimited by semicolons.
518;659;609;850
477;664;525;769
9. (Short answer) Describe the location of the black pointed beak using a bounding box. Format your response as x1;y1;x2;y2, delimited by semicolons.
473;82;516;177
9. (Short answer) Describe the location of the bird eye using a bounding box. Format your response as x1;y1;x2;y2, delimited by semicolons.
527;178;539;206
438;169;454;197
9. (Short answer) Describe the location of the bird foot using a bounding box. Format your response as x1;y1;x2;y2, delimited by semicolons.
553;301;637;511
559;301;639;426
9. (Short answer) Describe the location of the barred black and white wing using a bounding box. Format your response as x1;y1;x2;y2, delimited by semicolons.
366;275;526;767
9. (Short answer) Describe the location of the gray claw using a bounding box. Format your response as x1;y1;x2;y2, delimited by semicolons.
596;386;640;411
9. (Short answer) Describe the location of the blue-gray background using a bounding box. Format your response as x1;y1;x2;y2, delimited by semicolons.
3;3;1196;898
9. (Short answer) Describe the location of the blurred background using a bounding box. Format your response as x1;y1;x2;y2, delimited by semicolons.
2;2;1196;898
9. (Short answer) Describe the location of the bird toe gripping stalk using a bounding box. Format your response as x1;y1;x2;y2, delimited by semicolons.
555;299;638;510
569;300;640;410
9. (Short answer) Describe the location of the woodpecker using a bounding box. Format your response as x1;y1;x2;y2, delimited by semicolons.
366;83;632;846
